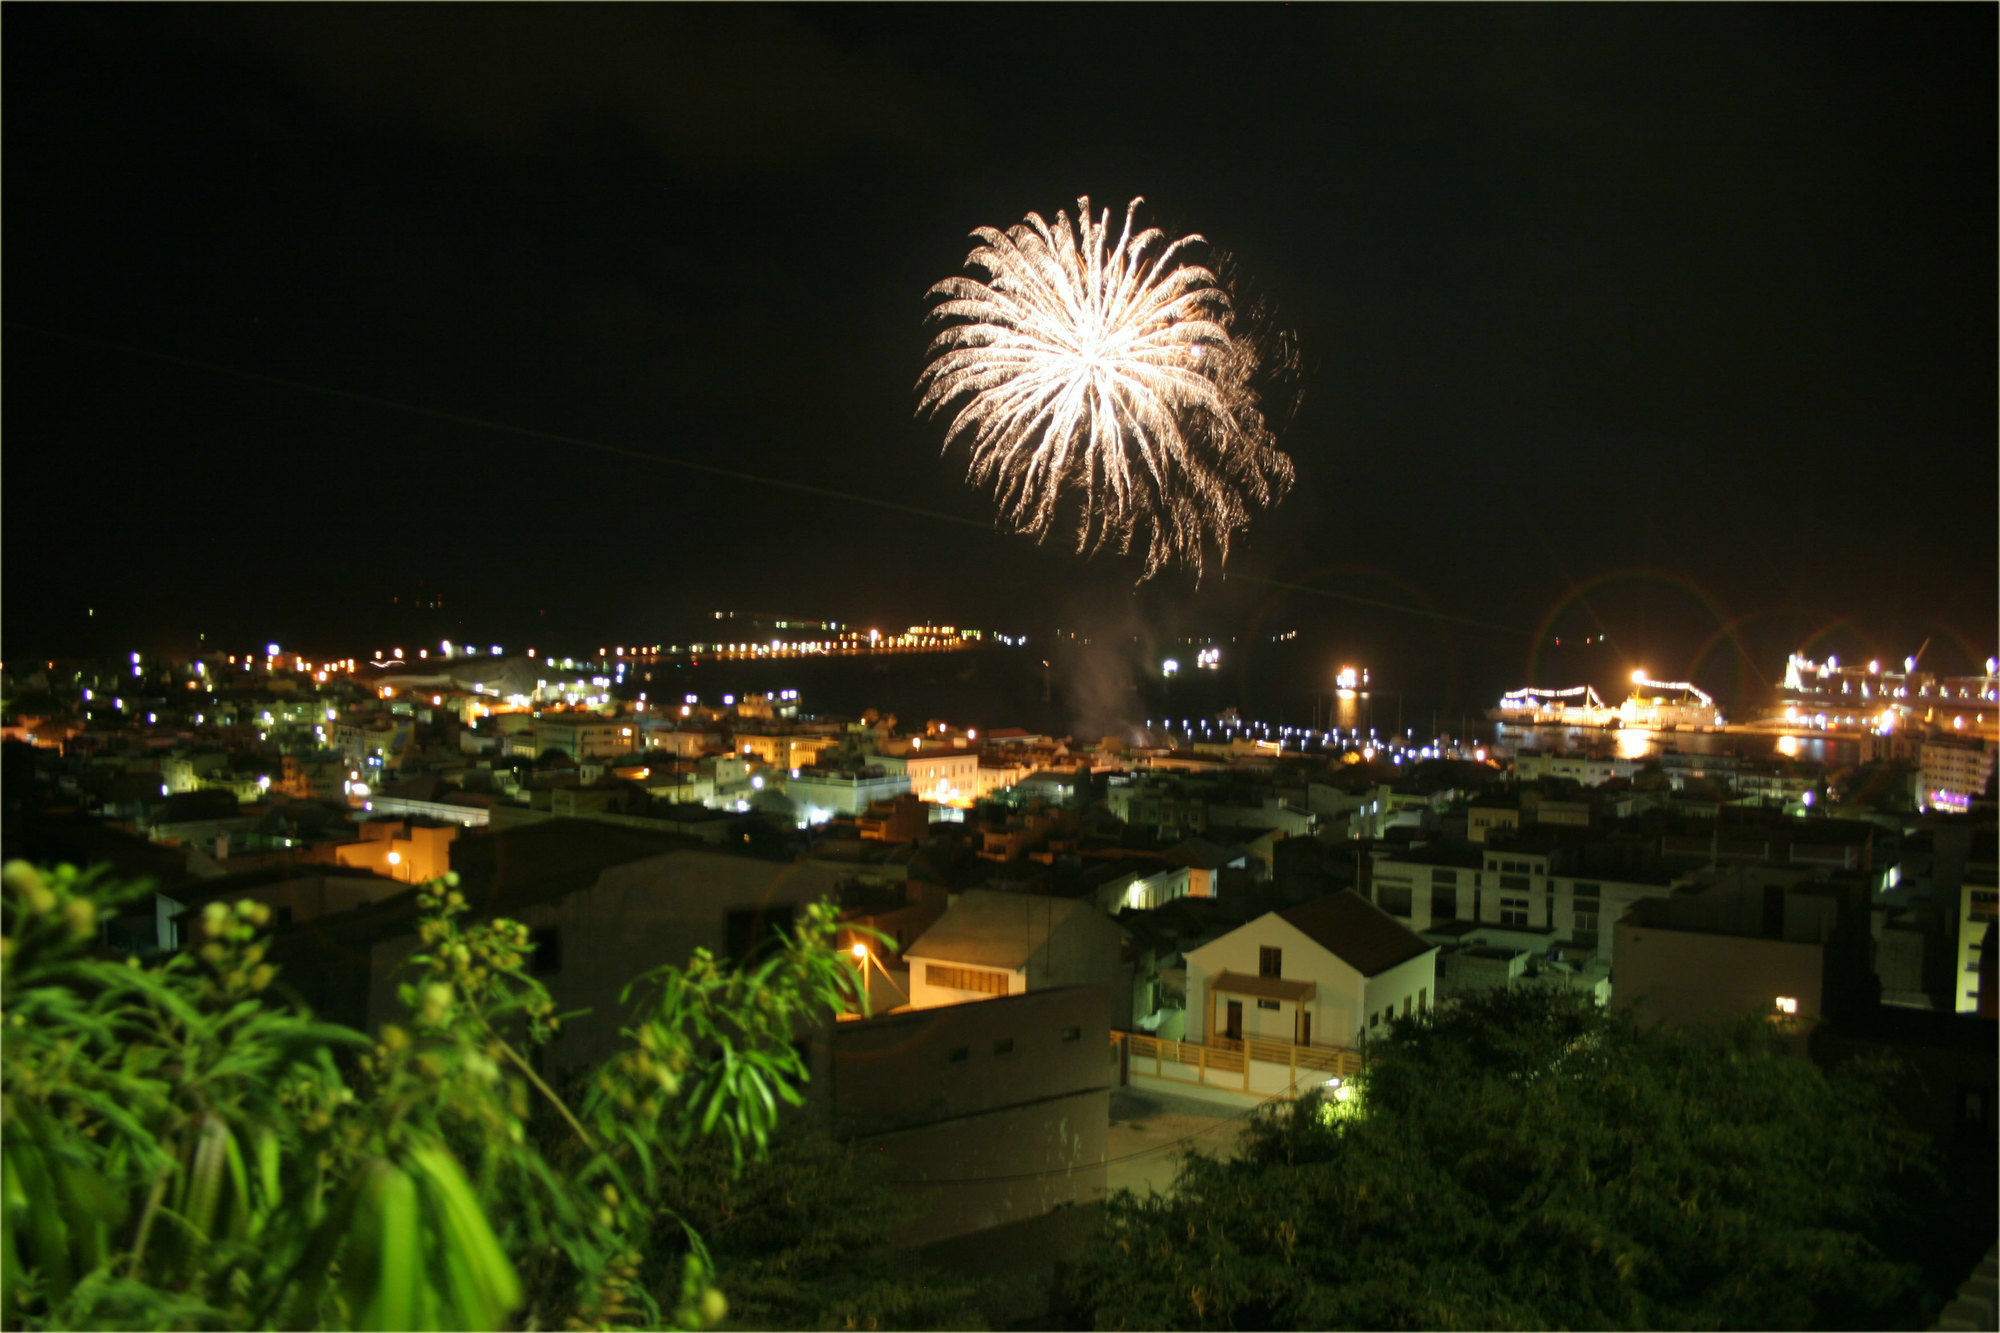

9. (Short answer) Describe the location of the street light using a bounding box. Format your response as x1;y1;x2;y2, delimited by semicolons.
847;940;908;1008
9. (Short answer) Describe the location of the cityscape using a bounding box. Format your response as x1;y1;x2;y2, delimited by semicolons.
4;7;1996;1333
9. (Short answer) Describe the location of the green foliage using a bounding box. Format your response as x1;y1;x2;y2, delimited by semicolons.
1;859;869;1331
1063;988;1938;1331
660;1128;986;1330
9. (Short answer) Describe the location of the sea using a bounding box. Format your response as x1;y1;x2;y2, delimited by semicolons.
635;642;1853;767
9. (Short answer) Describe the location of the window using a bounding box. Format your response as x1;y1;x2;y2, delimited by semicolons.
1573;881;1601;900
1432;869;1458;886
1257;998;1281;1011
1369;1011;1380;1029
1418;987;1427;1012
1377;883;1412;917
1258;946;1282;977
529;927;562;975
1500;874;1531;892
1960;1084;1994;1138
993;1038;1014;1056
1431;889;1456;922
926;963;1009;995
1500;897;1530;928
1574;909;1599;939
1402;996;1412;1017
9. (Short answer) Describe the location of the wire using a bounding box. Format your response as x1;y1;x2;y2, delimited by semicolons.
10;321;1530;636
5;322;999;533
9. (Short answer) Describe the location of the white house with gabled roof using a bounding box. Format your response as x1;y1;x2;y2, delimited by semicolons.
1183;891;1437;1050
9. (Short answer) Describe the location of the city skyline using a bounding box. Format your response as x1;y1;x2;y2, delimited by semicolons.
5;6;1994;689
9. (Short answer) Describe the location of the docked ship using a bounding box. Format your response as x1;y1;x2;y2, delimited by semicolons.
1491;673;1726;731
1488;684;1618;727
1618;672;1725;730
1758;649;1999;735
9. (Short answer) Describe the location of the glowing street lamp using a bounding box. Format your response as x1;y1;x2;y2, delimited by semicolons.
846;939;908;1008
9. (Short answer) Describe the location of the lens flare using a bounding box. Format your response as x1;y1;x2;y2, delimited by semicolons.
919;196;1294;580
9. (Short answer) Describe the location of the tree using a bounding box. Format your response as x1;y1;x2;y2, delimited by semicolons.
1061;988;1939;1330
661;1128;986;1331
1;860;867;1330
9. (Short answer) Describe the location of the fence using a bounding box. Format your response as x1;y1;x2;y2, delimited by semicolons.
1116;1031;1362;1096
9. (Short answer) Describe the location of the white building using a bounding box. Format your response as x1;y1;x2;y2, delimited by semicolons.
1511;752;1641;787
1956;841;1998;1014
1372;843;1685;967
903;890;1126;1022
1921;738;1996;814
874;744;980;806
533;714;636;761
1183;892;1436;1049
784;766;910;823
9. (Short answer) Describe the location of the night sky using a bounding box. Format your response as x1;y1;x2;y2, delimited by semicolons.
6;5;1995;703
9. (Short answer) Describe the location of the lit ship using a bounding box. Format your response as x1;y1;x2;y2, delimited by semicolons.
1491;674;1726;730
1488;684;1617;727
1619;672;1725;730
1764;650;1998;736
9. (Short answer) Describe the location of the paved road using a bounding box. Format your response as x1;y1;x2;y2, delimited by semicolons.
1103;1086;1259;1197
905;1090;1264;1328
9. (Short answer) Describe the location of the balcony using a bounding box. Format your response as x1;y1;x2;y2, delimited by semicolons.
1115;1031;1361;1098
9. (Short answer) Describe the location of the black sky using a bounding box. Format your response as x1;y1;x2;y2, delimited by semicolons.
6;4;1995;699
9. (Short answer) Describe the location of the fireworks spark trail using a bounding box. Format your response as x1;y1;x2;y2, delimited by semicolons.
918;196;1295;581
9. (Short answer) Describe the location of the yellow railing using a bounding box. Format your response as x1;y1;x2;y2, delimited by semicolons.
1117;1032;1361;1091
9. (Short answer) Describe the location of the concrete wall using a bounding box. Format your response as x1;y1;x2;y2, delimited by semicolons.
368;850;850;1072
820;985;1112;1243
854;1093;1108;1244
1613;919;1824;1028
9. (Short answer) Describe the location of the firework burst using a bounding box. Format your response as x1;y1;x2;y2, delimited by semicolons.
919;195;1294;580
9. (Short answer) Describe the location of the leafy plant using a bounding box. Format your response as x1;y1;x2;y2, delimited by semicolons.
2;860;869;1330
1062;988;1939;1330
661;1128;987;1331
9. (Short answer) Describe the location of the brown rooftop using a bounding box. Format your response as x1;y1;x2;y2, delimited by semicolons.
1280;891;1435;977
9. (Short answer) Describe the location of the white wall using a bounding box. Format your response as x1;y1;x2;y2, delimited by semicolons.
1354;950;1437;1040
1184;914;1363;1048
1185;911;1439;1048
